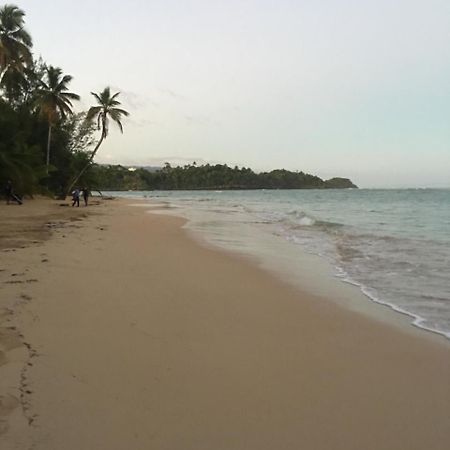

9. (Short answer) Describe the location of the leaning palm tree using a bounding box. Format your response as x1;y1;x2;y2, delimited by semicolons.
66;87;129;195
37;65;80;173
0;4;32;78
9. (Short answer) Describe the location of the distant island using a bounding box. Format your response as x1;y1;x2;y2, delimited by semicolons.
92;163;357;191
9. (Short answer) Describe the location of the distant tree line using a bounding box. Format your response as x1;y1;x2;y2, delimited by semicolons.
92;163;357;191
0;4;128;198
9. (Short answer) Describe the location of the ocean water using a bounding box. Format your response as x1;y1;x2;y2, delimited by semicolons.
115;189;450;339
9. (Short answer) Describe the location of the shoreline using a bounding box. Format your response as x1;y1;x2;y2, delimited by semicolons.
142;198;450;346
1;198;449;449
187;218;450;345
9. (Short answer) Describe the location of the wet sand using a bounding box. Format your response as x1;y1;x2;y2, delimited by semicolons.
1;198;449;450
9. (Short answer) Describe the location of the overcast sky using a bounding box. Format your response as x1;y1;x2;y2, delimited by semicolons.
18;0;450;187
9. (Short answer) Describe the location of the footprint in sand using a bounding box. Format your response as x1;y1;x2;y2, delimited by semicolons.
23;342;38;359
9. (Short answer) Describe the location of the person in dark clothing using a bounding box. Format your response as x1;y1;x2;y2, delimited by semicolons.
71;188;80;207
82;187;89;206
5;180;22;205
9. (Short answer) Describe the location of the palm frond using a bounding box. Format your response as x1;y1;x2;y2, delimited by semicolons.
35;66;79;124
87;88;130;138
57;74;73;90
91;91;103;105
114;119;123;133
86;106;102;121
10;27;32;47
63;91;81;101
112;107;129;117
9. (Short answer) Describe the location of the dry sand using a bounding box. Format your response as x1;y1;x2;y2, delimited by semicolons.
0;198;449;450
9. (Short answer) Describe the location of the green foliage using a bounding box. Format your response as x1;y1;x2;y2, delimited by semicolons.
86;87;129;138
36;65;80;123
92;163;357;191
0;6;125;199
0;98;45;193
91;165;150;191
65;88;129;196
65;112;97;155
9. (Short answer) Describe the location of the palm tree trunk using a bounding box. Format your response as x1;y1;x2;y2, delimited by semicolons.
46;125;52;174
65;133;105;198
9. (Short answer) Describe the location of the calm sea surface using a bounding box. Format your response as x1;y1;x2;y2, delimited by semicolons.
114;189;450;339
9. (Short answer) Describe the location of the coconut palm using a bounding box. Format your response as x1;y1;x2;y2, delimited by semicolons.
66;87;129;194
37;65;80;173
0;4;32;78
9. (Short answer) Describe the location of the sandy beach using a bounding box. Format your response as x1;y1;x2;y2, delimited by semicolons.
1;198;449;450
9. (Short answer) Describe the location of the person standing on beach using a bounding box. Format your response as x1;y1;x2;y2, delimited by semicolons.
4;180;22;205
82;187;89;206
71;188;80;207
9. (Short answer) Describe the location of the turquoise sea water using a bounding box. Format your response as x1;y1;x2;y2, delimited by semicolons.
115;189;450;339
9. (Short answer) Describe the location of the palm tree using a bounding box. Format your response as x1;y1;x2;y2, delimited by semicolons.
37;65;80;173
0;4;32;78
66;87;129;195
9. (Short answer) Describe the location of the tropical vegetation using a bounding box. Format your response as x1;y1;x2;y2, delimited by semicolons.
92;163;357;191
0;4;128;198
66;87;129;195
